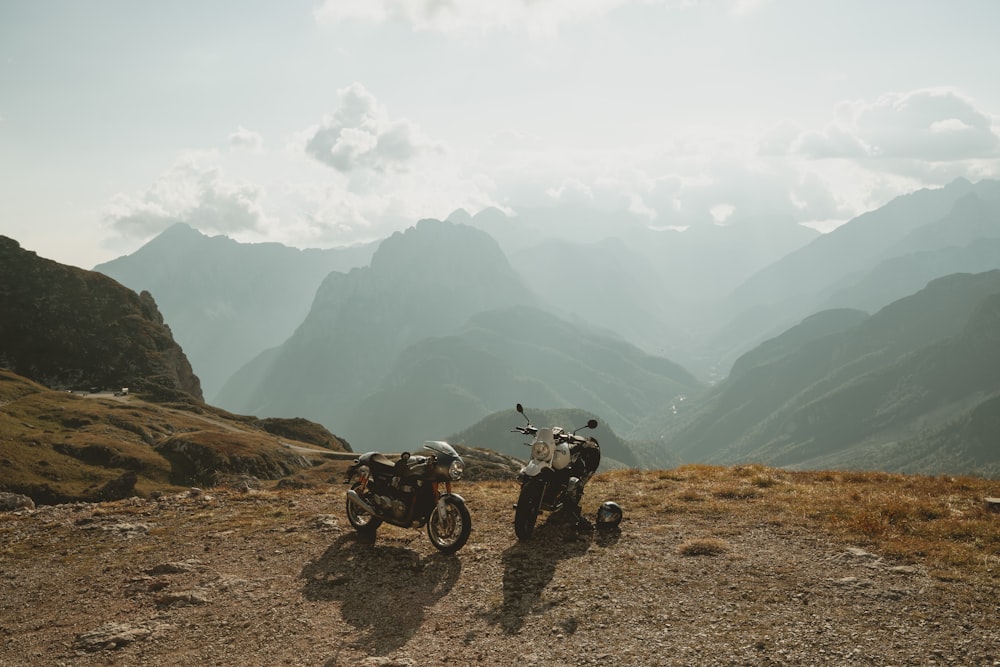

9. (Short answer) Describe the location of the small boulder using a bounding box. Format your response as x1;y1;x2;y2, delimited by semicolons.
74;622;156;652
0;492;34;512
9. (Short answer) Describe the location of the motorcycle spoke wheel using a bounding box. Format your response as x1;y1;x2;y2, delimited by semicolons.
427;498;471;554
346;482;382;533
514;480;544;540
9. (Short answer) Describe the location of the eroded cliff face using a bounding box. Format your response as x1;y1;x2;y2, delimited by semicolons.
0;236;203;401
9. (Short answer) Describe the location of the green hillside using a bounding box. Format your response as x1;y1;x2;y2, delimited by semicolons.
649;271;1000;477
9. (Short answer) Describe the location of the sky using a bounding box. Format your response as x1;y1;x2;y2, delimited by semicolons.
2;0;999;270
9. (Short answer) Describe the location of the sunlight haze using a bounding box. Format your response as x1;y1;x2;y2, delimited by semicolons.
2;0;999;269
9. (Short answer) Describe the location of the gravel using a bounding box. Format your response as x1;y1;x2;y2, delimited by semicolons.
1;478;997;666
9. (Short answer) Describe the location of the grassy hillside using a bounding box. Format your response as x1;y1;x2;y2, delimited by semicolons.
645;271;1000;477
0;370;352;504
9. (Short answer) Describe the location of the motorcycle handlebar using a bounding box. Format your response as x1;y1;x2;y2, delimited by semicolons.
512;425;586;445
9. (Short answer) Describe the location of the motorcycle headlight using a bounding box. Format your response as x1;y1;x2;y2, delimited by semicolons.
531;441;551;461
449;459;464;480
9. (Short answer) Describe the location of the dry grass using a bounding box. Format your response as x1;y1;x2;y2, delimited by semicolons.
0;370;351;503
677;537;730;556
596;465;999;583
3;465;998;666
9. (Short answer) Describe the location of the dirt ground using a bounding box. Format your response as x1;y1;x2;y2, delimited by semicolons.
1;475;997;666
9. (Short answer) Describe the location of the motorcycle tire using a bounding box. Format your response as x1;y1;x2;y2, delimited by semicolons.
346;481;383;533
427;496;472;554
514;479;544;540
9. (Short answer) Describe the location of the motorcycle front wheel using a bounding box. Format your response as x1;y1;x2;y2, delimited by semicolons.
427;496;471;554
346;481;383;533
514;479;544;540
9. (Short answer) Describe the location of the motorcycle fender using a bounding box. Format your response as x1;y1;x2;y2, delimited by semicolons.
521;459;549;477
343;459;361;483
436;492;466;521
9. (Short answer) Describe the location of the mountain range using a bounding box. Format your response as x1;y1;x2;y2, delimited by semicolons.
4;177;999;480
94;223;376;400
713;178;1000;368
643;271;1000;477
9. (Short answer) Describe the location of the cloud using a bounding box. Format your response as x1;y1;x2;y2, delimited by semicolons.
228;125;264;153
273;164;501;249
477;134;852;234
313;0;703;35
850;89;999;160
103;154;269;239
101;79;998;262
279;82;500;246
729;0;771;16
780;88;1000;162
546;178;594;204
104;84;500;251
303;82;441;174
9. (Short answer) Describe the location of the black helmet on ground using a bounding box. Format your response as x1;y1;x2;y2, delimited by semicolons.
595;501;622;530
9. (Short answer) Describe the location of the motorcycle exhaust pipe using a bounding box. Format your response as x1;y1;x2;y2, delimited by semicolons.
347;490;378;515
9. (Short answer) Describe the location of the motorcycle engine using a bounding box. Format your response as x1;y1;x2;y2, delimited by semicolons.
372;491;408;519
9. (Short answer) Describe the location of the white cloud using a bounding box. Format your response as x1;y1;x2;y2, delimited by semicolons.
313;0;701;35
275;83;502;246
740;88;1000;223
275;163;501;248
303;82;442;174
794;124;869;160
728;0;770;17
103;154;269;239
228;125;264;153
758;120;801;156
930;118;972;133
710;203;734;224
101;81;1000;260
627;193;657;220
786;88;1000;162
546;178;594;203
851;89;998;160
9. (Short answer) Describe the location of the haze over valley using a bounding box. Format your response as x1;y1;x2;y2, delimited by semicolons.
3;1;1000;481
4;8;1000;665
83;177;1000;477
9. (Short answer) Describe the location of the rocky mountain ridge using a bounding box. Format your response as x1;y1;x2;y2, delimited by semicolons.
650;271;1000;476
1;236;202;401
94;222;376;400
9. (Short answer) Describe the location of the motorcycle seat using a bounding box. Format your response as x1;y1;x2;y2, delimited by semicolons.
367;452;428;476
368;453;397;470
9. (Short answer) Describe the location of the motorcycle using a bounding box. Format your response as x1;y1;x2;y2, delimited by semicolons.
511;403;601;540
343;440;472;554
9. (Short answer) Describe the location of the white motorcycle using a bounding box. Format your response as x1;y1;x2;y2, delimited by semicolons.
510;403;601;540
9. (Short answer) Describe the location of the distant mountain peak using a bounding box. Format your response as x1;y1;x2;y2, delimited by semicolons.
370;217;510;276
446;208;473;224
945;175;974;190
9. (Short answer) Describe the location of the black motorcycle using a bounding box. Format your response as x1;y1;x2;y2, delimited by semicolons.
344;440;472;554
511;404;601;540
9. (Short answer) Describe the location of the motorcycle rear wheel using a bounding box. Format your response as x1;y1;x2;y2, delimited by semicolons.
514;479;544;540
346;481;383;533
427;497;471;554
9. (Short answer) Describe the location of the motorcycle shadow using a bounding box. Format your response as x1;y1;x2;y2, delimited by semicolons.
490;509;595;634
300;532;462;656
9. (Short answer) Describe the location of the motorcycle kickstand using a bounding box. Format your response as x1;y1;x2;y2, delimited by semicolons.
570;504;593;531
